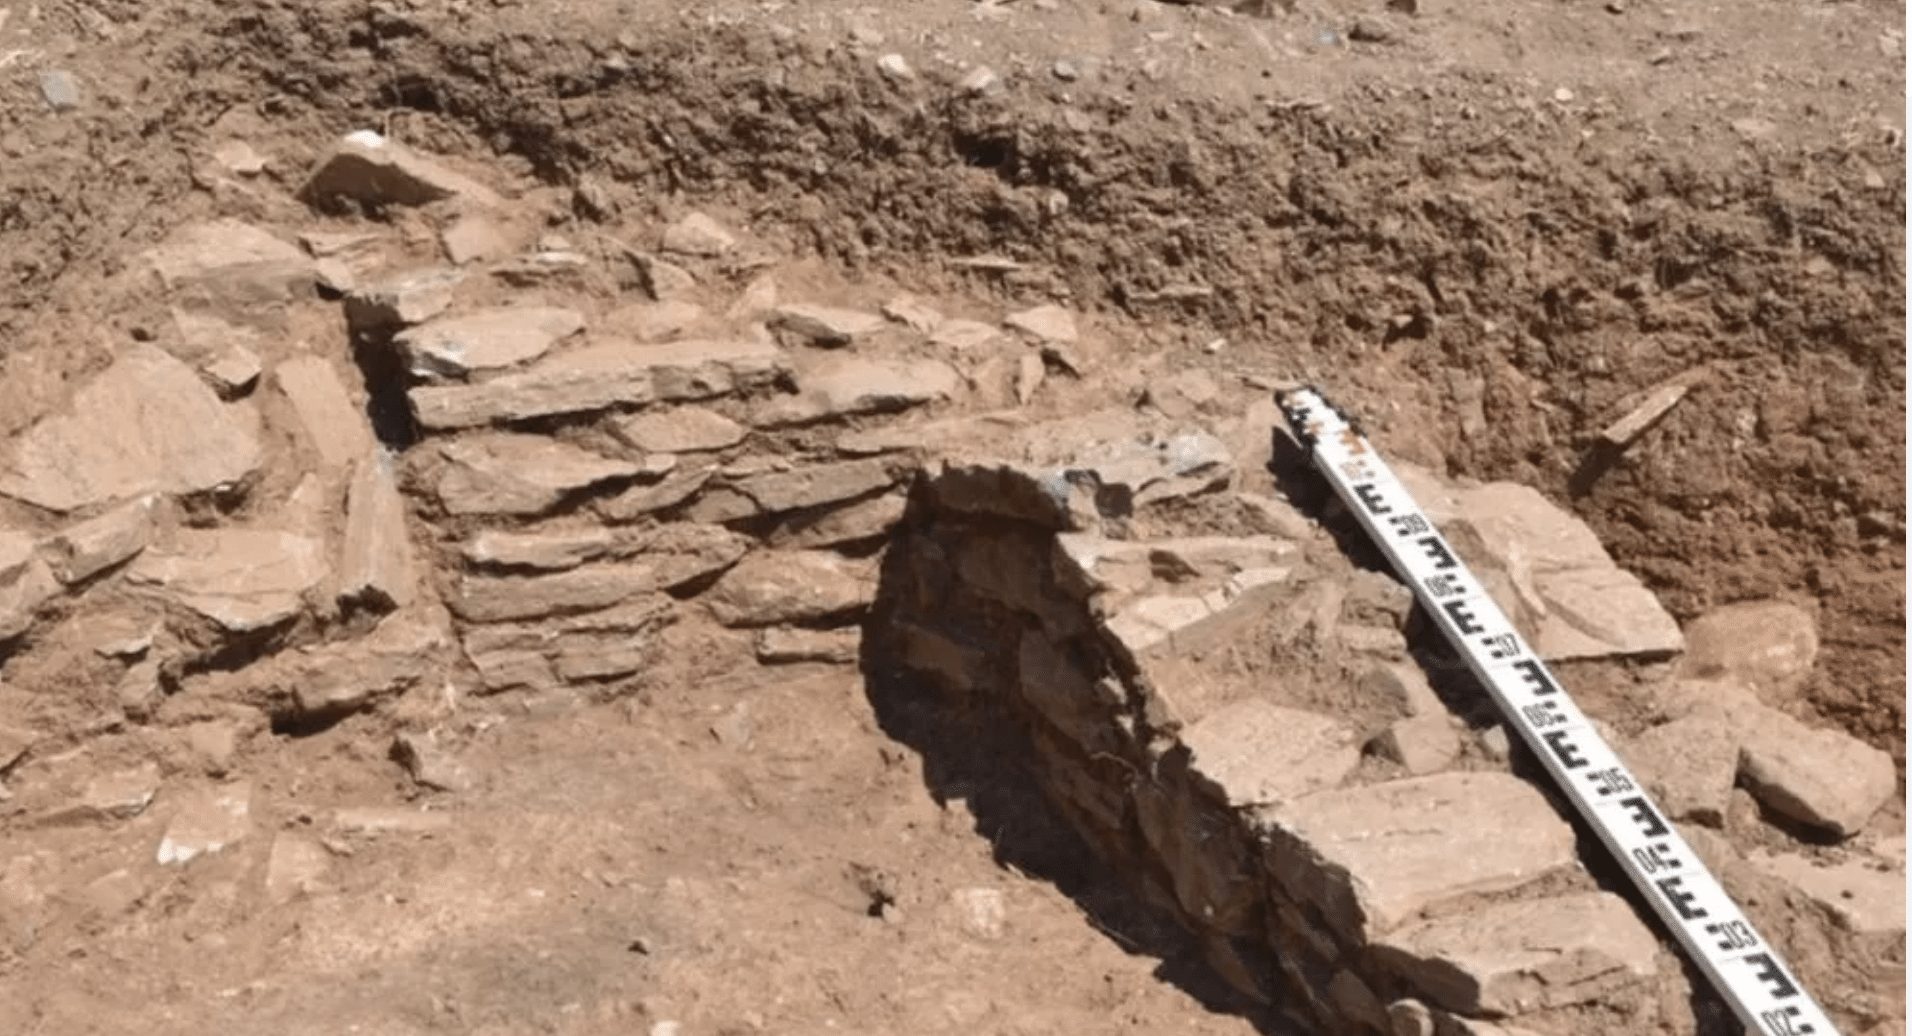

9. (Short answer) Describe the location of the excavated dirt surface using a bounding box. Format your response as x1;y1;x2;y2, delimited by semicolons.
0;0;1905;1034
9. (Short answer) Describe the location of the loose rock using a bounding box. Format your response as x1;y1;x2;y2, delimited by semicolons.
128;529;326;632
146;219;313;305
1740;708;1895;837
394;306;585;380
440;212;516;265
1182;699;1360;807
43;762;161;825
703;551;875;627
339;450;416;611
613;407;748;453
0;343;263;512
1679;599;1819;699
755;627;861;665
300;130;506;210
38;69;81;110
156;783;253;866
436;434;663;516
392;731;472;792
1372;892;1660;1015
929;318;1004;351
265;834;333;903
1359;662;1446;718
455;535;744;623
1600;382;1689;449
1004;303;1078;344
754;357;961;427
660;212;737;257
1622;710;1739;825
344;267;465;330
882;294;943;332
462;528;622;571
606;300;708;343
203;344;263;398
770;304;886;346
1371;716;1461;775
409;338;789;430
41;495;155;585
1751;850;1905;937
276;355;376;471
1263;772;1578;940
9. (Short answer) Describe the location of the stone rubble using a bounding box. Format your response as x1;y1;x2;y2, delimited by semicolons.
339;450;416;611
770;303;887;346
394;306;586;380
300;130;506;210
435;433;666;516
276;355;376;472
127;529;326;633
41;495;156;585
0;343;264;513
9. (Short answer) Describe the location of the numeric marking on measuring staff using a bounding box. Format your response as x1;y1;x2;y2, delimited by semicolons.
1277;386;1841;1036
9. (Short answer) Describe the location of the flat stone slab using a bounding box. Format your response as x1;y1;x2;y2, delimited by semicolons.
145;219;313;304
128;529;325;632
338;450;415;610
1751;850;1906;938
1622;711;1739;826
1679;600;1819;699
1182;699;1360;809
453;528;745;623
275;355;375;472
684;457;900;523
0;343;263;512
769;304;885;346
1263;772;1578;941
754;356;961;427
612;406;748;453
1372;892;1661;1016
702;550;875;627
1740;708;1896;838
1438;479;1682;662
410;338;789;430
435;434;662;516
395;306;585;379
461;528;622;571
41;495;155;585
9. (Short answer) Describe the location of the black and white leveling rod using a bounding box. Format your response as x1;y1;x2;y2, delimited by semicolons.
1276;387;1837;1036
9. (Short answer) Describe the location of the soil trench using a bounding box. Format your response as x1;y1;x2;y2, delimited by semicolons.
0;1;1902;1034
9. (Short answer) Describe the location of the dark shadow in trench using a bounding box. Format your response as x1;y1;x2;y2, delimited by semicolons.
857;527;1303;1035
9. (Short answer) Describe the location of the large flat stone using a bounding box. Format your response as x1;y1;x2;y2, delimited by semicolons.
1442;482;1682;662
394;306;585;380
435;434;661;516
338;450;415;611
1622;711;1739;825
1751;851;1905;937
128;529;325;632
612;406;747;453
683;458;900;523
0;344;263;512
1372;892;1660;1016
1740;708;1896;838
453;528;745;623
40;495;155;584
156;783;253;866
1262;772;1578;941
702;551;875;627
460;528;622;571
214;612;450;718
1181;699;1360;809
275;355;375;472
753;356;960;427
144;219;313;305
1679;600;1819;700
409;338;789;430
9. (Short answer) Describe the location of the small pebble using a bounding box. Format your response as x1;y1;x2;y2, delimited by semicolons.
1553;87;1575;102
39;70;81;111
876;53;914;81
1051;60;1079;82
958;66;1000;96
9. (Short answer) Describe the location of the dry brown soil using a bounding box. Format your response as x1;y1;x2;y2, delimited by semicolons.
0;0;1903;1033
